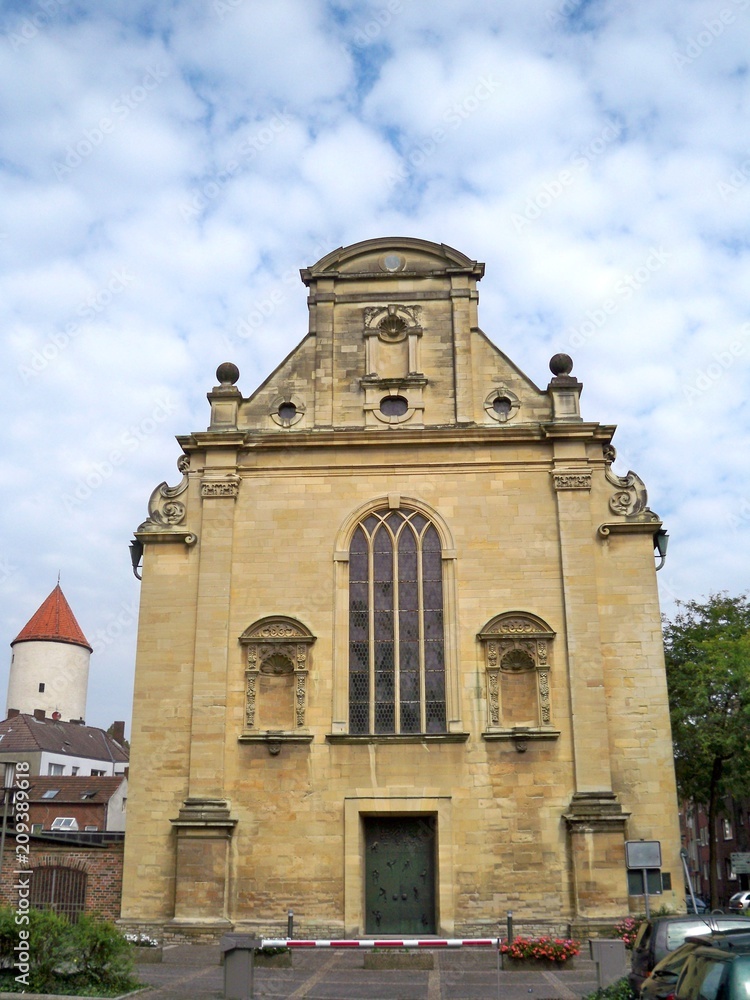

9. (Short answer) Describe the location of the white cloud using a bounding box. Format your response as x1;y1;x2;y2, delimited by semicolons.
0;0;749;730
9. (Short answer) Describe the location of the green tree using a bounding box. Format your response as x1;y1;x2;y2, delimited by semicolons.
663;594;750;908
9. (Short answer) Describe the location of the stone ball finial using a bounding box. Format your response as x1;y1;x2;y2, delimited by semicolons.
549;353;573;377
216;362;240;386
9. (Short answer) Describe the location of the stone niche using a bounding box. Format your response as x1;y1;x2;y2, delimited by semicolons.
238;616;316;751
477;612;560;748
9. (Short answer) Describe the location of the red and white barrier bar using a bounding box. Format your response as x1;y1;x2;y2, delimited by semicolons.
261;938;500;949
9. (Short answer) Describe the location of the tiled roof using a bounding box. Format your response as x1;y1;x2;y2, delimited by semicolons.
11;584;92;652
26;776;125;804
0;714;129;762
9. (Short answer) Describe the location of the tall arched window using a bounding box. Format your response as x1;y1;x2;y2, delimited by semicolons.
348;509;446;735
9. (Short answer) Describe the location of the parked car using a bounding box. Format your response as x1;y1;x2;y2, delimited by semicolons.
640;930;750;1000
729;891;750;912
674;939;750;1000
629;914;750;994
686;895;708;914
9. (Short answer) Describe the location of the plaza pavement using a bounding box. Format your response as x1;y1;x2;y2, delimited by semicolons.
134;942;620;1000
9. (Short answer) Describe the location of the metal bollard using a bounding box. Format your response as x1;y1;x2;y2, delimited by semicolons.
506;910;514;942
287;909;294;939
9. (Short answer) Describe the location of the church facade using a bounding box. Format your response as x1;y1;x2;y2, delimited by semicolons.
121;237;681;939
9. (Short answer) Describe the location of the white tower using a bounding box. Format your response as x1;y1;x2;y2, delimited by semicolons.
7;584;92;722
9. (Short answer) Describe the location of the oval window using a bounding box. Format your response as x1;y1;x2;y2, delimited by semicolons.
380;396;408;418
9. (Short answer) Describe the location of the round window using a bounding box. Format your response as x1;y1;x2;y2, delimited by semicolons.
493;396;512;417
380;395;408;417
382;253;404;272
278;402;297;422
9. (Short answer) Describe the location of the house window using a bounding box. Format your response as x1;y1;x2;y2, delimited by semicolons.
38;683;45;692
90;770;105;777
50;817;78;831
722;818;733;840
727;858;737;880
348;508;446;735
48;763;64;776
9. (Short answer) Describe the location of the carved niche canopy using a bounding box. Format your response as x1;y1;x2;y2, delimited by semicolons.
238;617;316;751
477;612;559;748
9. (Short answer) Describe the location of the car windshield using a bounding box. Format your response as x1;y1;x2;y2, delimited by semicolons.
728;955;750;999
667;922;712;950
677;954;728;1000
655;943;699;977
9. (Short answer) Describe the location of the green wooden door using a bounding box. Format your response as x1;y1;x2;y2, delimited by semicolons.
364;815;436;935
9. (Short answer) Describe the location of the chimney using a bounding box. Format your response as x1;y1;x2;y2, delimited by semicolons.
6;709;19;719
110;721;126;745
33;709;46;720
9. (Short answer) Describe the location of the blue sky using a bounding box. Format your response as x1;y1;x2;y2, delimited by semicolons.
1;0;749;731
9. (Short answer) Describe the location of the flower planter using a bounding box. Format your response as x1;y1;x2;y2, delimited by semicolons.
131;945;163;963
502;956;577;971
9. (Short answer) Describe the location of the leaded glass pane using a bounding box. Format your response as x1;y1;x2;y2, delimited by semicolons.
399;580;418;610
375;701;395;733
400;641;419;672
400;668;420;700
425;699;446;733
423;524;441;550
424;642;444;670
400;702;420;734
423;609;443;639
410;513;428;533
349;525;370;733
375;638;394;670
349;508;448;736
399;611;419;641
385;510;406;530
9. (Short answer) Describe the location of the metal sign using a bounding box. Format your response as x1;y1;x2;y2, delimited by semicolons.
732;853;750;874
625;840;662;869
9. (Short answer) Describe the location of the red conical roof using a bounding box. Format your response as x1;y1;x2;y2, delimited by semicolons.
11;585;92;652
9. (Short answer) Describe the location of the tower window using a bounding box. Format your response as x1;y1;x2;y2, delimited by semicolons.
38;683;45;693
348;509;446;735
